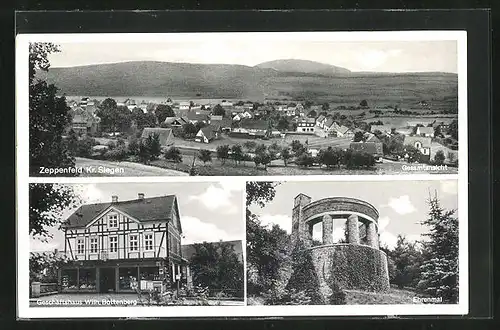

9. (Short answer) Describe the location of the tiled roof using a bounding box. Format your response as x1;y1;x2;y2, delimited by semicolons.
141;127;174;146
404;136;432;148
63;195;178;229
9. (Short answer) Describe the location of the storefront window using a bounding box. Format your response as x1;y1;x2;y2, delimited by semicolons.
119;267;138;290
61;269;78;290
140;267;160;281
78;268;96;290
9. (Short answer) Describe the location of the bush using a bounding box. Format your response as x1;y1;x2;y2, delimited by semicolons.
104;147;127;160
296;153;315;167
285;242;324;304
127;137;140;155
263;287;312;306
343;150;375;169
76;137;96;157
107;140;117;149
434;150;445;165
328;280;347;305
164;147;182;163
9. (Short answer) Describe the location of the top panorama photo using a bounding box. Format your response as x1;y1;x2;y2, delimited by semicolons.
24;32;463;177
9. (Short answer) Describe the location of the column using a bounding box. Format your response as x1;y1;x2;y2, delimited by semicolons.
115;266;119;292
366;222;378;248
96;268;100;293
304;223;313;248
76;267;80;292
322;214;333;245
347;215;360;244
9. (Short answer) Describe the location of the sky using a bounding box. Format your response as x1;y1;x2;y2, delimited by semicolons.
249;179;458;249
30;181;244;252
47;38;458;73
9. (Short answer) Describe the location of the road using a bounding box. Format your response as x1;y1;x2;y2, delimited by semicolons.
75;157;188;176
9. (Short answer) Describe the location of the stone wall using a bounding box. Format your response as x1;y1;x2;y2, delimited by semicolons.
309;244;389;299
302;198;379;223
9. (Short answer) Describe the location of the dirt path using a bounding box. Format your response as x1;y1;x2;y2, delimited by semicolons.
75;157;188;176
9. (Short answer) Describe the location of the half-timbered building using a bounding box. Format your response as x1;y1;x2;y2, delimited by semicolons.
58;194;189;294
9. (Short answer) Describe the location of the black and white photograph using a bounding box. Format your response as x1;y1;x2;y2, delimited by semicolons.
246;179;463;308
26;181;245;307
19;32;465;177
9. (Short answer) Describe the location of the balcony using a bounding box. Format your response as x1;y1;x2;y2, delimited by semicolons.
70;246;169;261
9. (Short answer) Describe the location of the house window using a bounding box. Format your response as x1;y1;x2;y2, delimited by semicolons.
129;235;138;252
109;236;118;253
108;214;118;228
144;234;153;251
77;238;85;254
90;237;98;253
415;142;422;149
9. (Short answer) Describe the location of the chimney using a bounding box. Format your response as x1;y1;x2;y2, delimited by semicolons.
112;195;118;203
138;193;145;200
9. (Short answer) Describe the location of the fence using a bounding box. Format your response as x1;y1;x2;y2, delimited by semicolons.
31;282;58;298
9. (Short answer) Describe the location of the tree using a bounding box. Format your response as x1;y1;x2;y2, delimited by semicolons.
138;133;161;164
182;122;198;138
447;151;456;164
359;99;368;107
29;42;75;175
404;144;422;163
189;241;244;298
276;117;290;131
231;144;244;166
317;147;342;169
246;181;279;207
307;110;317;118
448;120;458;140
353;131;365;142
154;104;175;124
65;129;79;157
243;141;257;152
296;153;315;167
132;108;156;129
389;235;424;289
216;145;230;165
164;146;182;163
321;103;330;111
268;142;281;160
290;140;305;155
281;147;291;166
434;150;446;165
417;194;459;303
198;149;212;164
30;251;70;283
212;104;226;117
95;99;132;133
29;184;80;239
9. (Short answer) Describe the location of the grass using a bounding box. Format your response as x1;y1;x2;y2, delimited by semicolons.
344;288;420;305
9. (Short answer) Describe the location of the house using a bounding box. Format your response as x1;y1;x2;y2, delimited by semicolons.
335;125;354;138
364;132;382;143
210;115;223;122
296;118;316;134
211;118;233;133
221;100;233;107
241;111;253;119
350;141;384;159
232;114;243;122
163;117;188;127
370;125;394;135
58;194;189;294
70;107;100;135
124;99;137;111
416;126;435;137
141;127;174;147
179;101;191;111
195;125;219;143
231;119;270;138
186;112;210;125
79;97;90;107
182;240;243;263
285;106;297;117
316;115;327;128
395;128;413;136
407;120;435;128
404;136;432;162
243;102;254;110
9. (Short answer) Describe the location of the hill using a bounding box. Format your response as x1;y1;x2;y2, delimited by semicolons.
255;59;351;75
40;60;458;107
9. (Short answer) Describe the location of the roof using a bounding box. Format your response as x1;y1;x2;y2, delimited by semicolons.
298;118;316;124
404;135;432;147
407;120;435;127
349;142;383;156
365;133;381;143
239;119;270;130
370;125;393;133
63;195;181;231
199;126;216;140
186;112;210;121
211;118;232;128
324;118;335;128
181;240;243;262
210;115;223;121
141;127;174;146
337;125;351;134
164;117;185;125
417;126;434;135
395;128;413;135
316;115;326;122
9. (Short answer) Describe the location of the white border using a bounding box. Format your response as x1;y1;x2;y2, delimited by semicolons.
16;31;467;319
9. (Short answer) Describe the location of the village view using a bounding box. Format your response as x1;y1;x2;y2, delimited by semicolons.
60;95;459;176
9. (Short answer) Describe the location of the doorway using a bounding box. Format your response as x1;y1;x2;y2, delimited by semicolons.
99;268;116;293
